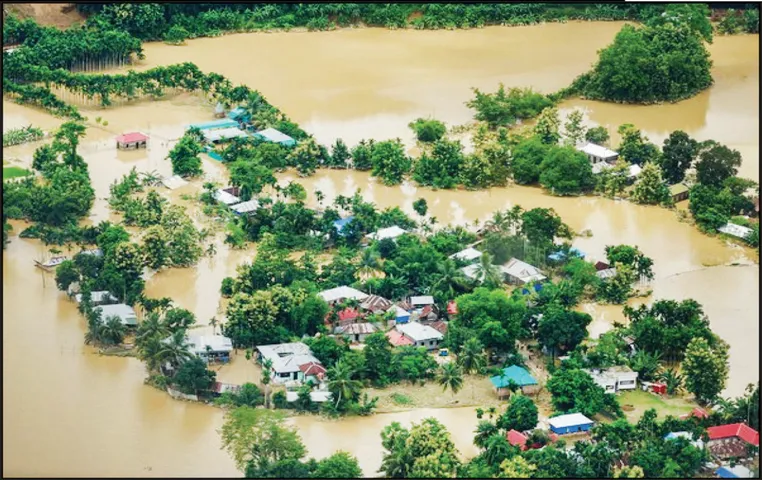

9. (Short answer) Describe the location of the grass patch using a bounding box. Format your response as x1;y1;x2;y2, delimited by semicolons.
3;166;32;180
617;389;696;423
390;393;414;406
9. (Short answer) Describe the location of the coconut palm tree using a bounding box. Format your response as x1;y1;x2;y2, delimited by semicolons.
136;312;168;348
472;253;503;288
261;358;273;409
209;316;219;335
474;420;500;449
327;360;363;409
357;248;381;281
431;260;471;303
437;362;464;399
459;337;487;402
158;330;193;373
100;315;126;345
659;368;684;396
138;335;165;373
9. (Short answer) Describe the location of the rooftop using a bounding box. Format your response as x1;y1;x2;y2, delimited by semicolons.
74;291;116;304
337;323;378;336
501;258;546;283
213;189;241;206
548;413;594;429
410;295;435;306
360;294;393;312
577;142;618;159
707;423;759;446
116;132;148;143
231;199;260;214
396;322;444;342
367;226;407;241
96;304;137;325
668;183;690;196
449;247;483;263
718;222;753;240
716;465;754;478
489;365;538;389
188;118;239;131
187;335;233;355
203;127;249;143
256;342;321;374
506;429;528;449
385;328;414;347
255;127;295;145
319;286;369;303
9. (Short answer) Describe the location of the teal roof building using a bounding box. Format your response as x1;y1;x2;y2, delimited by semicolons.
490;365;538;389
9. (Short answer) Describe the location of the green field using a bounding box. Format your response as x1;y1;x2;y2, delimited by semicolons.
2;166;32;180
618;389;696;423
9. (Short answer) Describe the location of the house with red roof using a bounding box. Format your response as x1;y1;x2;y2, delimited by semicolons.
506;429;560;451
299;361;327;384
385;328;414;347
116;132;148;149
706;423;760;460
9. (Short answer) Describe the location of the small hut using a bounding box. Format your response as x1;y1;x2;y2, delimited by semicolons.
116;132;148;150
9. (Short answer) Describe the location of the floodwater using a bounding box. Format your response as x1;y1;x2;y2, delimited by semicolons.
3;22;759;477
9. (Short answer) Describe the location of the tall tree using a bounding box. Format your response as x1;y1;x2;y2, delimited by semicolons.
682;336;730;404
695;141;742;187
533;107;561;145
312;451;363;478
660;130;699;184
563;108;587;147
497;394;539;432
437;361;464;398
631;161;671;205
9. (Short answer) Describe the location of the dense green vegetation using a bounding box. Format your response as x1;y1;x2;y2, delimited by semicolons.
572;4;715;104
3;124;44;147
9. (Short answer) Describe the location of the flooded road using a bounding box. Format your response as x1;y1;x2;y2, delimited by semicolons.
3;22;758;477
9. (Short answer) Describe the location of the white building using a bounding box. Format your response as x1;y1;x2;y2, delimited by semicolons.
395;322;444;350
318;286;369;304
409;296;435;306
501;258;546;285
584;366;638;393
74;291;117;306
256;343;326;384
576;142;619;164
231;199;260;215
718;222;753;240
96;304;138;326
187;334;233;363
449;247;483;264
367;226;407;242
213;188;241;206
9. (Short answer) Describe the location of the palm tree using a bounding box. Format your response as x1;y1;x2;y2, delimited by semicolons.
485;210;509;233
437;362;464;399
136;312;168;349
659;368;684;396
356;249;381;281
458;337;487;402
431;260;470;301
100;315;126;345
138;335;164;373
474;420;500;449
209;317;219;335
158;330;193;373
261;358;273;409
473;253;503;287
327;360;363;409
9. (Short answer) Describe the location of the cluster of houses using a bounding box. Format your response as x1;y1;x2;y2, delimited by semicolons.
317;285;447;349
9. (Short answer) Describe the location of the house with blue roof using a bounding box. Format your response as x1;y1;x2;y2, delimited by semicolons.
227;107;250;124
490;365;539;398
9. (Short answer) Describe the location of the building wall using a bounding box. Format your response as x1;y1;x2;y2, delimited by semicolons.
414;338;440;350
551;423;593;435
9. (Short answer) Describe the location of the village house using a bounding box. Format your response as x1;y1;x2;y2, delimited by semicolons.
231;199;260;215
718;222;753;240
115;132;148;150
359;294;393;314
74;291;117;306
366;226;408;243
506;429;559;451
449;247;483;264
596;267;617;280
490;365;539;398
213;187;242;206
385;328;414;347
186;334;233;364
391;305;411;324
393;322;444;350
202;126;249;144
335;322;378;343
584;366;639;393
679;406;709;421
548;412;595;435
256;342;326;385
669;183;690;203
576;142;619;165
96;304;138;326
501;258;547;285
706;423;760;460
716;465;755;479
253;127;297;147
319;286;369;305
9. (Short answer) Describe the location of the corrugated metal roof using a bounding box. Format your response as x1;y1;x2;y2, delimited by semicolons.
548;413;594;429
367;226;407;241
577;142;618;159
319;286;368;303
116;132;148;143
707;423;759;446
501;258;546;283
449;247;483;262
489;365;538;388
232;200;260;214
213;189;241;205
396;322;443;342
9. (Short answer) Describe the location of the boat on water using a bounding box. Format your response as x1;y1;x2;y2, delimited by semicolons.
34;256;68;270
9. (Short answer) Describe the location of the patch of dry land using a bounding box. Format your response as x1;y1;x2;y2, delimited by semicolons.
368;374;504;412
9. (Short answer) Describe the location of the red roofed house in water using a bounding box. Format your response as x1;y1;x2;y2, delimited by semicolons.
116;132;148;150
506;429;560;451
706;423;759;460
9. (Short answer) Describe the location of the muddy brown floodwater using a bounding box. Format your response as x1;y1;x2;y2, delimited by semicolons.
3;22;759;477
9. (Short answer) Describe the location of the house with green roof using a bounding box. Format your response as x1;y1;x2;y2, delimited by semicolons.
490;365;539;398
